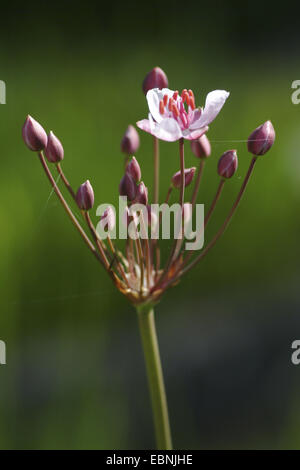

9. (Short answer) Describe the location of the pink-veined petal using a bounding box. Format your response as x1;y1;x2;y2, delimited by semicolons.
190;90;229;130
137;116;182;142
189;107;202;126
183;126;209;140
153;118;182;142
136;118;153;134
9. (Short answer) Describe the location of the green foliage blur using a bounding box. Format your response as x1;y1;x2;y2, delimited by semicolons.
0;0;300;449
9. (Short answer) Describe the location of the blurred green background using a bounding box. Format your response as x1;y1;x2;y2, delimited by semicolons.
1;0;300;449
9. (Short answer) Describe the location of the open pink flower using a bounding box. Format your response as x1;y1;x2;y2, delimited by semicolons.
137;87;229;142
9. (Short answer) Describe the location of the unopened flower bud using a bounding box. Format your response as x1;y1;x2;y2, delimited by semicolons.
135;181;148;205
119;173;137;201
247;120;275;155
172;167;196;189
190;135;211;158
142;67;169;95
45;131;64;163
100;206;116;232
217;150;238;179
127;156;141;182
22;115;48;151
121;125;140;155
76;180;94;211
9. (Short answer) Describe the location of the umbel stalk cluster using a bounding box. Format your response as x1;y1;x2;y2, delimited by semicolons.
22;66;275;450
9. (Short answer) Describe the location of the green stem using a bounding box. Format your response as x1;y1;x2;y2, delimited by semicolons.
137;305;172;450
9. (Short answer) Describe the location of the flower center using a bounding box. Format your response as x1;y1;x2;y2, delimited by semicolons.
159;89;196;129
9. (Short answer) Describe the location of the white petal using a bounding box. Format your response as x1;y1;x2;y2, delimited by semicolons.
138;115;182;142
190;90;229;130
146;88;175;123
182;126;208;140
136;118;152;133
153;118;182;142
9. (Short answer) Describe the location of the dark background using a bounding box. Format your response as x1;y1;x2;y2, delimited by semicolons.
1;0;300;449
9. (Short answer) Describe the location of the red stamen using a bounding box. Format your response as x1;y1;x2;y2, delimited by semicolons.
159;99;165;115
168;98;174;111
172;104;179;118
173;90;179;100
189;96;196;110
163;94;168;106
188;89;194;100
181;89;187;99
181;89;190;106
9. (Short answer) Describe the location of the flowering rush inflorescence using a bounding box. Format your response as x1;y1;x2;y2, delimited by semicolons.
22;66;275;449
21;68;275;308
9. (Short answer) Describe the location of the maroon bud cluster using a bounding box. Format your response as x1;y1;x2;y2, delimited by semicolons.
119;173;137;201
119;156;149;205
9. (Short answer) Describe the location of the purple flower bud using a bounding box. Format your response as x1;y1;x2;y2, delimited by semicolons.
171;167;196;189
247;120;275;156
44;131;64;163
22;115;48;151
217;150;238;179
119;173;137;201
190;135;211;158
142;67;169;95
121;125;140;155
127;156;141;182
100;206;116;232
135;181;148;205
76;180;94;211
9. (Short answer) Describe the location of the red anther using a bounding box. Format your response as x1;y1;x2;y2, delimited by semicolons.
159;99;165;115
181;89;189;105
172;104;180;118
181;89;187;99
188;89;194;99
168;97;174;111
189;96;196;110
173;90;179;100
163;94;168;106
